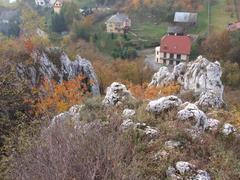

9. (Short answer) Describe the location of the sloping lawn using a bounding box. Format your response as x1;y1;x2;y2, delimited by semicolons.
211;0;237;32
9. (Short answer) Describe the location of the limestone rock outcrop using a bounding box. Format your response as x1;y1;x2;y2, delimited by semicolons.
102;82;135;107
149;56;224;110
17;50;100;95
146;96;182;114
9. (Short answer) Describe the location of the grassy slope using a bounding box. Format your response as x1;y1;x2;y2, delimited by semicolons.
211;0;237;33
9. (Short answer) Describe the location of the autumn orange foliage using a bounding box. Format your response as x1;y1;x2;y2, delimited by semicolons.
33;75;91;116
127;82;181;100
24;39;34;53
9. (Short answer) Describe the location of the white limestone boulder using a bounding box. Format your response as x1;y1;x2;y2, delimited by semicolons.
102;82;135;107
149;63;187;87
146;96;182;114
148;66;174;87
205;118;220;131
165;140;182;149
166;161;211;180
222;123;236;136
122;108;136;118
192;170;211;180
177;103;208;130
176;161;195;175
120;119;134;130
196;90;224;111
134;123;159;140
51;104;84;125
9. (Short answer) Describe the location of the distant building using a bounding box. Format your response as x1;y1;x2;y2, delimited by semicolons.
174;12;198;24
105;13;131;34
155;34;192;65
35;0;46;6
167;26;184;35
228;22;240;32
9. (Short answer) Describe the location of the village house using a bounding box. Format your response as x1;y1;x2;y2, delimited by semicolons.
228;22;240;32
105;13;131;34
155;33;192;65
174;12;198;25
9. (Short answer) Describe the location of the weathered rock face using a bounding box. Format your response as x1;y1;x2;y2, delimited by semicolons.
149;63;186;87
146;96;182;114
102;82;135;107
196;90;225;111
16;50;100;95
183;56;223;95
149;56;224;110
177;103;208;130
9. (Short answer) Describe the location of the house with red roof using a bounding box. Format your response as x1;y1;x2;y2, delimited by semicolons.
155;34;192;65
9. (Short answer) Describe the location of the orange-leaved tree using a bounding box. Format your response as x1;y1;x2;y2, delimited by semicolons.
33;74;92;116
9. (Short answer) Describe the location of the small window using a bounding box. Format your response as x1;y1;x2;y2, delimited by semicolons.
164;52;167;58
163;59;166;64
170;53;174;59
177;54;181;59
176;60;180;65
169;60;173;65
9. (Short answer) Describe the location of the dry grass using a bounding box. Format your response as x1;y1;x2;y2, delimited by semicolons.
8;115;140;180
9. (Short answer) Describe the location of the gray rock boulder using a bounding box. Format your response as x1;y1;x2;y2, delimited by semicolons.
166;161;211;180
196;90;224;111
120;119;134;130
205;118;220;131
192;170;211;180
222;123;236;136
176;161;195;175
165;140;182;149
177;103;208;130
120;121;159;140
146;96;182;114
51;104;83;125
122;109;136;118
102;82;135;106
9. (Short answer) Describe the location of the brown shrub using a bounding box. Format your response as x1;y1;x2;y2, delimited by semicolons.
8;116;140;180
